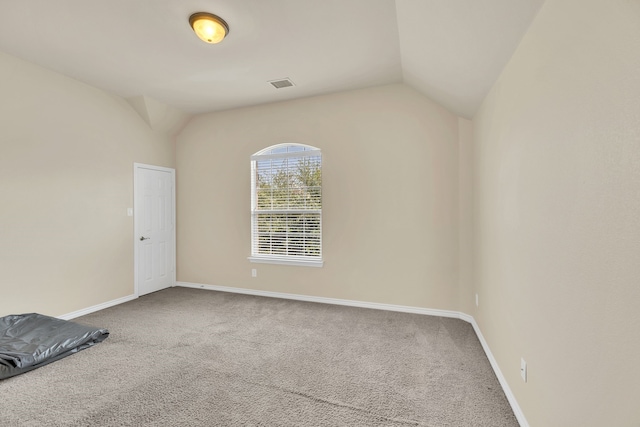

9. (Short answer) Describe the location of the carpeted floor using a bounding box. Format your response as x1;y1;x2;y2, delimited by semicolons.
0;287;519;426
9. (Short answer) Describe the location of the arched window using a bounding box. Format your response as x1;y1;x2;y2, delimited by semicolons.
249;143;322;267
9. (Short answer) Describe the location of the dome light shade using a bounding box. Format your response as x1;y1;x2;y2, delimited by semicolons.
189;12;229;44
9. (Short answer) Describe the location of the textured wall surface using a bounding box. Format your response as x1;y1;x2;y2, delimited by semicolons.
176;84;461;310
5;1;639;423
457;118;474;315
472;0;640;425
0;51;175;317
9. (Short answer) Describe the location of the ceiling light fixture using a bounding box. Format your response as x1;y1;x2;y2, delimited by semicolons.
189;12;229;44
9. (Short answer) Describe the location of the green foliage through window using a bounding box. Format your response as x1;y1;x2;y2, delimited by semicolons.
251;144;322;259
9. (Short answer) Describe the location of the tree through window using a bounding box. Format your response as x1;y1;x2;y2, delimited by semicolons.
250;143;322;266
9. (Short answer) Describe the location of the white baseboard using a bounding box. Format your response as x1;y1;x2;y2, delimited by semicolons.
177;281;462;319
468;317;528;427
176;281;528;427
57;294;138;321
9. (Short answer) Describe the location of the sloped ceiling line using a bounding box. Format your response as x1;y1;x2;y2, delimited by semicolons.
0;0;545;119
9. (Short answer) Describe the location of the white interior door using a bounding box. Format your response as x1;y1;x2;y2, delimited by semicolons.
134;163;175;296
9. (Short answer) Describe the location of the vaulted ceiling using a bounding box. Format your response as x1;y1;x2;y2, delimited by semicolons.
0;0;545;119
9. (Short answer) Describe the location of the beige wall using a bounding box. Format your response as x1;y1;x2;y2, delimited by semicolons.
457;118;474;315
472;0;640;425
6;1;638;421
176;84;461;310
0;51;175;317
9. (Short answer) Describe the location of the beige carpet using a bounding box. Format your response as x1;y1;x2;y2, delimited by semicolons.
0;287;519;426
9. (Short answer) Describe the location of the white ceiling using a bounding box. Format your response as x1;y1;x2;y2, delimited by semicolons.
0;0;544;118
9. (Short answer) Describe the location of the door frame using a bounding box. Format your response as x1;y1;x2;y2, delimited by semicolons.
133;163;176;297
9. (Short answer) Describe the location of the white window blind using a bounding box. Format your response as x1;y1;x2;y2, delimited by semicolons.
250;144;322;265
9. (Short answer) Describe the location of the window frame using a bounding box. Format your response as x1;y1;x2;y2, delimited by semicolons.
248;143;323;267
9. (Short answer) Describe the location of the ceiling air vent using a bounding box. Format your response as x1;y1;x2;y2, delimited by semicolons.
269;78;295;89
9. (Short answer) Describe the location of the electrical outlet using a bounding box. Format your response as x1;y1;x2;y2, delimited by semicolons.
475;293;479;307
251;269;257;278
521;358;527;382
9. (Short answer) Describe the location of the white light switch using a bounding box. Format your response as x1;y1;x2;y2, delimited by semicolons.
127;208;133;217
251;269;257;277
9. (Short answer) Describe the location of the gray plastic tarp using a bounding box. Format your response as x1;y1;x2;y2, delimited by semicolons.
0;313;109;380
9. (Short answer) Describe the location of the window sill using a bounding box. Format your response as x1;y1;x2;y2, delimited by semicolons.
248;256;324;268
